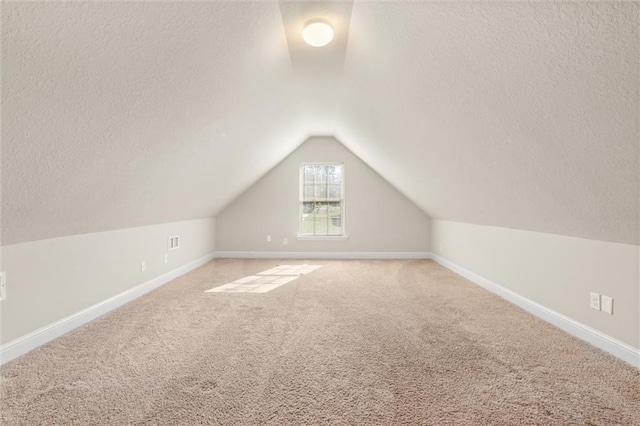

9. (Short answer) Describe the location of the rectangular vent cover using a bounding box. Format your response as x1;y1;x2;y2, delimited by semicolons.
168;236;180;250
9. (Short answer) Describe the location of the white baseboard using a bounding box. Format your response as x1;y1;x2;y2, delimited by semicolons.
5;250;636;369
0;252;216;366
213;251;431;259
430;253;640;369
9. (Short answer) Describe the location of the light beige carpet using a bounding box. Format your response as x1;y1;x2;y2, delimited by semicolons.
1;259;638;425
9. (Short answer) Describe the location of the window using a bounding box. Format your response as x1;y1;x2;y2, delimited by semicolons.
298;163;345;238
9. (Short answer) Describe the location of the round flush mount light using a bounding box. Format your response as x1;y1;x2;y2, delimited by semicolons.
302;19;334;47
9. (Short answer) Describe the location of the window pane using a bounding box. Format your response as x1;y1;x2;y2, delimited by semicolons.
300;212;315;234
303;165;316;183
328;183;341;199
328;165;341;183
303;184;315;199
302;201;315;214
315;184;327;199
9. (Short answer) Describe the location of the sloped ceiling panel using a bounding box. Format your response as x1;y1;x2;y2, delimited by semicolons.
337;1;639;245
2;2;315;245
2;1;639;246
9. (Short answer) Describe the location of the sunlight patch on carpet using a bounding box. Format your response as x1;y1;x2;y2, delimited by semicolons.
257;264;322;276
206;264;322;293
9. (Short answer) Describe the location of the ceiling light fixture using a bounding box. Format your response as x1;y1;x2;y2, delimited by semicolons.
302;19;334;47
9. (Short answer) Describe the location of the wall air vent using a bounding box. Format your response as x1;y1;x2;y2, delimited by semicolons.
168;235;180;251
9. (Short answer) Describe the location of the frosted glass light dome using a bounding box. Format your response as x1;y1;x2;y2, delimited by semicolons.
302;19;334;47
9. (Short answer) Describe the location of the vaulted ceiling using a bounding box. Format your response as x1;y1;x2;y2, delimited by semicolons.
2;1;638;246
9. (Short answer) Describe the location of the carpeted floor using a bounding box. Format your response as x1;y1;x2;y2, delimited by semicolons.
1;259;638;425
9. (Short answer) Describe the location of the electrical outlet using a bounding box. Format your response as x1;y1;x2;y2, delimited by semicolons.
163;254;168;264
267;235;271;242
601;295;614;314
141;261;146;272
0;272;6;301
589;292;601;311
283;237;288;245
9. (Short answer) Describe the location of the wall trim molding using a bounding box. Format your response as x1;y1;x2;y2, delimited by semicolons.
0;252;216;366
213;251;431;259
430;253;640;369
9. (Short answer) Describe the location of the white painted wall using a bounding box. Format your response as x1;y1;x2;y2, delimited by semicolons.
216;137;430;254
431;220;639;349
0;218;215;345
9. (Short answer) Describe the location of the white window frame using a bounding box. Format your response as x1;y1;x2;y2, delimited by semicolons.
297;162;348;241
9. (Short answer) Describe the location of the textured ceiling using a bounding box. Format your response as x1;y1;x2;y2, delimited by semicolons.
336;1;639;245
2;1;638;245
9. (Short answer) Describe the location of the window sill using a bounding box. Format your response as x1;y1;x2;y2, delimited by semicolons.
296;235;349;241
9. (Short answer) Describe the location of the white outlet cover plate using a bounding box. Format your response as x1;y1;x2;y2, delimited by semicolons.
589;292;601;310
0;271;6;301
141;261;146;272
601;295;614;314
